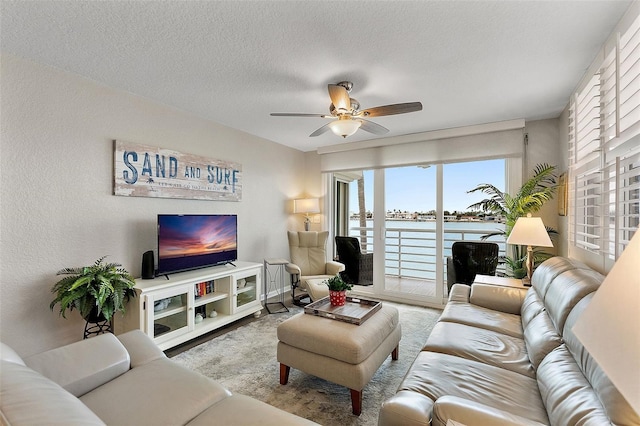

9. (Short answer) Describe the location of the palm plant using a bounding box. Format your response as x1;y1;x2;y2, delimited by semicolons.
50;256;136;322
467;163;558;278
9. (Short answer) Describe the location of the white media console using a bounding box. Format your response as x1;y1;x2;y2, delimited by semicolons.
115;261;262;350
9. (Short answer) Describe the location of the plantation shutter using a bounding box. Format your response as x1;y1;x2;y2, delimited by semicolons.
569;72;603;253
568;8;640;261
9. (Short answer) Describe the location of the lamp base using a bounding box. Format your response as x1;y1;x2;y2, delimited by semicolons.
521;277;532;287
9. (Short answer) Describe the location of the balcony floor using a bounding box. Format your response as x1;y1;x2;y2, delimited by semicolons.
353;275;442;298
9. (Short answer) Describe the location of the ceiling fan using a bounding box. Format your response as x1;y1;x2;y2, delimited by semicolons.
270;81;422;138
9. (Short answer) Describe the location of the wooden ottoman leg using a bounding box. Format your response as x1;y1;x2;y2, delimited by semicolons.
392;345;399;360
280;363;290;385
350;389;362;416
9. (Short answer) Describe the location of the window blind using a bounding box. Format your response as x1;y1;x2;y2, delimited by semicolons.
569;9;640;261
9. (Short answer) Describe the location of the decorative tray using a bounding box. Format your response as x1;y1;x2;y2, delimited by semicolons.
304;296;382;325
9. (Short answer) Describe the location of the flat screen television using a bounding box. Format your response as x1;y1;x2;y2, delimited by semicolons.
156;214;237;276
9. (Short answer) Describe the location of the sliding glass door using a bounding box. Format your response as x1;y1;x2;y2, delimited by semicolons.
383;165;439;299
332;158;507;307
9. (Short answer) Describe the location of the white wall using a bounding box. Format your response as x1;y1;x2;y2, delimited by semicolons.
0;54;306;356
523;118;562;256
0;54;566;357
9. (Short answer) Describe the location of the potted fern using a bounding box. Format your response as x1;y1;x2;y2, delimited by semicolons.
325;275;353;306
50;256;136;323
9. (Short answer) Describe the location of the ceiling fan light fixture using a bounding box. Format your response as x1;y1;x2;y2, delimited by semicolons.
328;118;361;138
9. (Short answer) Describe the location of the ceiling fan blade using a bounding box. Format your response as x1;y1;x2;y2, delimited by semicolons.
328;84;351;113
309;123;332;137
360;102;423;117
270;113;326;117
359;119;389;135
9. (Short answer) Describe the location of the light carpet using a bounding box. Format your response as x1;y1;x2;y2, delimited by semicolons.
171;302;441;425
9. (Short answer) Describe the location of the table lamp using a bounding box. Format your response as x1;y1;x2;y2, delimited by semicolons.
572;230;640;415
293;198;320;231
506;213;553;285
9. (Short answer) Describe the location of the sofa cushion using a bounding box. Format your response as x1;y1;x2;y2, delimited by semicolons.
116;329;166;368
561;295;640;425
438;300;523;338
522;309;562;370
25;332;130;397
185;393;319;425
469;283;527;315
397;351;549;424
423;322;534;377
431;396;548;426
520;288;546;325
80;357;231;425
542;268;603;333
537;345;616;426
0;360;105;426
530;256;592;300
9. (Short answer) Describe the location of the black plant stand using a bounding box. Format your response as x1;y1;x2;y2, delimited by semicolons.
83;318;112;339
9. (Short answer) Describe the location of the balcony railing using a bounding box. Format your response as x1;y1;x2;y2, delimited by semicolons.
350;225;506;281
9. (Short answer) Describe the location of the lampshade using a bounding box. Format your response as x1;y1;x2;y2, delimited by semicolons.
293;198;320;214
328;118;361;138
506;214;553;247
572;230;640;414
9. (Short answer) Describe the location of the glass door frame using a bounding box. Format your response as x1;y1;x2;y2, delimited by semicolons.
325;157;520;308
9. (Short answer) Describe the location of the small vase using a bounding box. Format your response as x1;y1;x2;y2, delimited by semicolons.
329;290;347;306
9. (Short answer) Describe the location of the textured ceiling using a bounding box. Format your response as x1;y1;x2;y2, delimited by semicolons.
0;1;633;152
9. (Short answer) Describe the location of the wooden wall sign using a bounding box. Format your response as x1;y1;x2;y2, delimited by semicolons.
114;140;242;201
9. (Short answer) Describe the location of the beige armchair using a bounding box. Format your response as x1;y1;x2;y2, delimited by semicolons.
285;231;345;305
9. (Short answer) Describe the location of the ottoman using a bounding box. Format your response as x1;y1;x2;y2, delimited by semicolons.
277;304;401;415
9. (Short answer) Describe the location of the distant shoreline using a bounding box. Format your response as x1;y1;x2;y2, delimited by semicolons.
350;217;505;223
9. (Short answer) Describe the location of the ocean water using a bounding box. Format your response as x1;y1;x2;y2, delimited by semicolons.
348;220;506;280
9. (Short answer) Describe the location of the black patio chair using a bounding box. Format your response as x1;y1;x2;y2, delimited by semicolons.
446;241;499;292
335;236;374;286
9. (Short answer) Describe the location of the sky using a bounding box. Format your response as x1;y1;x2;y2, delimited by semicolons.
349;158;505;213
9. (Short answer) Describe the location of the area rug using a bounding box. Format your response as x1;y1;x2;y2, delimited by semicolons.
171;302;441;425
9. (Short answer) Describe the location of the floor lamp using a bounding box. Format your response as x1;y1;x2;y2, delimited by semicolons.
293;198;320;231
506;213;553;286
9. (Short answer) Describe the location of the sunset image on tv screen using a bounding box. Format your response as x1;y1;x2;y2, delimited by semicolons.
158;215;237;259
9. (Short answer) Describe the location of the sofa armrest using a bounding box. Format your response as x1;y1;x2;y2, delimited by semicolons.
24;333;130;397
326;260;345;275
1;361;106;426
432;396;547;426
470;283;527;315
285;263;301;276
116;329;166;368
378;390;433;426
448;283;471;303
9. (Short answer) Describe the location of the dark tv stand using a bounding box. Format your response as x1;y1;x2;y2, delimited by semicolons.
225;261;236;267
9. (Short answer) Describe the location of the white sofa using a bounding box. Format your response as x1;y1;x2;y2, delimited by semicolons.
1;329;317;425
379;257;640;426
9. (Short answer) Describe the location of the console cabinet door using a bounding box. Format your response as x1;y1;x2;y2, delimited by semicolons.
144;285;193;345
232;268;261;314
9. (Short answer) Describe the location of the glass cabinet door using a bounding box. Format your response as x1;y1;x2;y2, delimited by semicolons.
233;270;260;313
146;286;192;344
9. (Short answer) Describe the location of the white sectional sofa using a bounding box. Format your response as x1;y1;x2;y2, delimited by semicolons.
1;329;317;425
